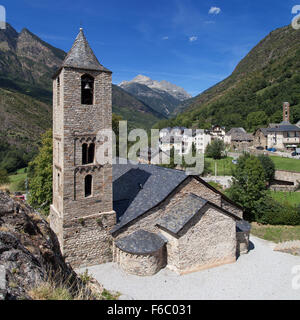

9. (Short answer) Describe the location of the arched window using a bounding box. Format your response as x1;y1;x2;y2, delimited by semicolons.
82;143;88;164
88;143;95;164
85;175;92;197
81;74;94;105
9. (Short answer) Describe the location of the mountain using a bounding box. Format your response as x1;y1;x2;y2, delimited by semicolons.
0;24;164;171
120;75;191;101
155;25;300;131
119;75;191;117
112;85;165;130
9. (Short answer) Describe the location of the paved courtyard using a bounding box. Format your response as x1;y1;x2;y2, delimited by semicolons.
78;236;300;300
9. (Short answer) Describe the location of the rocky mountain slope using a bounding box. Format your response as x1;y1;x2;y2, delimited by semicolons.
119;75;191;117
155;25;300;130
120;74;191;101
0;191;83;300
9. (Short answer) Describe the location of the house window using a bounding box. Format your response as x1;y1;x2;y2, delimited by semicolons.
81;74;94;105
85;175;92;197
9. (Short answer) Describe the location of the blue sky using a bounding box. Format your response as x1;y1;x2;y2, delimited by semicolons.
1;0;300;96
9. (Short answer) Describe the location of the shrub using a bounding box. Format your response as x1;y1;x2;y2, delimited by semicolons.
256;196;300;226
205;139;225;159
258;154;275;183
0;169;9;185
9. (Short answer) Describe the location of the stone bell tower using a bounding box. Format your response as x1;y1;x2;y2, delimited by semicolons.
50;28;116;268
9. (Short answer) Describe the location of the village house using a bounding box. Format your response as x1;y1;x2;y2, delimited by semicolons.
159;127;211;155
253;103;300;151
224;127;253;151
49;29;250;276
209;125;226;141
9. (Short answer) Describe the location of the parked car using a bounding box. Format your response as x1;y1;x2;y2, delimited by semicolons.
291;151;297;157
267;148;277;152
256;146;264;150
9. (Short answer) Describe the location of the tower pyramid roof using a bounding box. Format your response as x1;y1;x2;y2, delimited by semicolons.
53;28;111;77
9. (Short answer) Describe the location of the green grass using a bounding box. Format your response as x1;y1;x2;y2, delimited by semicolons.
208;181;224;192
270;156;300;172
270;191;300;207
8;168;28;192
251;222;300;243
204;157;235;176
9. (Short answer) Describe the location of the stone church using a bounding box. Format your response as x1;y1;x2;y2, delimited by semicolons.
50;29;250;276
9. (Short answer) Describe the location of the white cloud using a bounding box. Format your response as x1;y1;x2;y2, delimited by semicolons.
189;36;198;42
162;36;169;40
209;7;221;15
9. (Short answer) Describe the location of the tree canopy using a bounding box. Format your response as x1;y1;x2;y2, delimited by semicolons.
28;129;53;214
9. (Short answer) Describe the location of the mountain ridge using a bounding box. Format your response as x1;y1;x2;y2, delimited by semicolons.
155;25;300;131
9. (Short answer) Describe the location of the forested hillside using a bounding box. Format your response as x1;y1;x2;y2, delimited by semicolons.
155;25;300;131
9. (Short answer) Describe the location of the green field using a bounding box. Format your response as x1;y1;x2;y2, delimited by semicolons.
251;223;300;243
270;156;300;172
8;168;28;192
204;157;235;176
270;191;300;207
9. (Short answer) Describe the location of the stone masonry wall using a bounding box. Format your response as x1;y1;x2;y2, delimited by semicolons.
115;246;167;276
63;211;116;268
177;206;236;274
236;231;250;255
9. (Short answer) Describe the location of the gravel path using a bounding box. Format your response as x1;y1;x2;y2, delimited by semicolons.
78;236;300;300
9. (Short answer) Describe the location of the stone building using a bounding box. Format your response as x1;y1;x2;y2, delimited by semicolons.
50;29;250;275
49;29;116;267
253;128;268;150
209;125;226;141
224;127;253;151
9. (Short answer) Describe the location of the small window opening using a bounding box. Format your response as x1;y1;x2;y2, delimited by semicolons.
88;143;95;164
81;74;94;105
82;143;88;164
85;175;92;197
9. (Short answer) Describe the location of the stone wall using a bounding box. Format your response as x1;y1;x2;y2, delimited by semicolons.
114;246;167;276
113;176;222;240
275;170;300;185
175;206;236;274
236;231;249;256
62;211;116;268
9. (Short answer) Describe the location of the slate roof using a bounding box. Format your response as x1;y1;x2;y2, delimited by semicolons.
156;193;208;234
267;122;300;132
236;220;251;233
53;29;111;78
257;128;268;137
115;229;166;254
111;161;188;233
226;128;253;141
